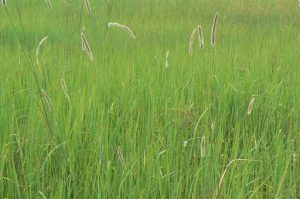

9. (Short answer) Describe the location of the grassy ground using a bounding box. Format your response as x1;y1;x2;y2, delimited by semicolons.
0;0;299;198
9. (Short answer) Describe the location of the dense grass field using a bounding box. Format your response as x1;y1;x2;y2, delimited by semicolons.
0;0;299;198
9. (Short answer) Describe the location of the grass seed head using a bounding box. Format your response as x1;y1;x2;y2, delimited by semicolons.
108;22;136;39
60;79;70;104
36;36;48;66
41;89;53;111
84;0;91;15
45;0;52;9
81;31;93;61
197;25;205;49
211;12;219;47
165;50;170;68
189;27;197;55
247;97;256;116
200;136;206;158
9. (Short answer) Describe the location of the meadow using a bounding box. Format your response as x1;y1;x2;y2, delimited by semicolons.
0;0;299;198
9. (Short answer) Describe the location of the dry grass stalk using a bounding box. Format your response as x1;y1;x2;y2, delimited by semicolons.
211;12;219;47
41;89;53;111
80;31;93;61
45;0;52;9
189;27;197;55
60;79;70;104
247;97;256;116
200;136;205;158
108;22;136;39
84;0;91;15
165;50;170;68
197;25;205;49
36;36;48;66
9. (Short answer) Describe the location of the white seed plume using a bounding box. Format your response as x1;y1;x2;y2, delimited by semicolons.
247;97;256;116
84;0;91;15
36;36;48;66
189;27;197;55
165;50;170;68
108;22;136;39
197;25;205;49
80;31;93;61
45;0;52;9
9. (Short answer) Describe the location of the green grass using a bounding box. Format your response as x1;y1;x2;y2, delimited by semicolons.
0;0;299;198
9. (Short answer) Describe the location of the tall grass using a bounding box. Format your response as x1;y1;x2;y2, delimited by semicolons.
0;0;299;198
